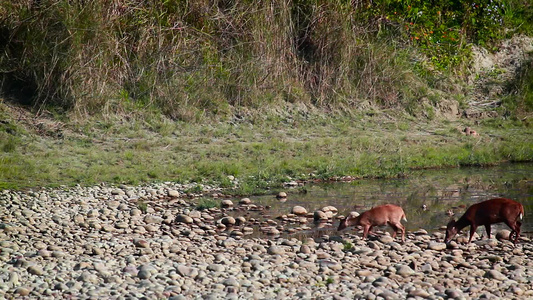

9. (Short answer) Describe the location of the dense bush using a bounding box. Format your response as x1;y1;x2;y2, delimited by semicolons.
0;0;531;119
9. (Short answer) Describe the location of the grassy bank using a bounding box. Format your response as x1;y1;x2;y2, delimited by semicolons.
1;102;531;193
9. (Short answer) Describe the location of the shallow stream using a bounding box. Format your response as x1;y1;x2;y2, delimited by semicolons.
230;163;533;240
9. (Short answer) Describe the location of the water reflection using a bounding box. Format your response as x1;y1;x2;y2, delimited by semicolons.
229;163;533;240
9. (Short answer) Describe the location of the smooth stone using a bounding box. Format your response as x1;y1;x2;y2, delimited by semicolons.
409;289;430;298
208;264;226;272
137;269;151;279
268;246;285;255
77;271;98;283
144;215;163;224
496;229;511;241
111;189;125;195
27;265;44;276
123;265;138;276
319;260;342;271
73;214;85;224
395;265;414;277
168;190;180;197
87;209;100;218
235;216;246;225
133;239;150;248
445;288;464;299
15;287;31;296
38;249;52;257
8;272;20;285
223;277;240;287
221;200;234;208
356;270;373;277
380;236;394;244
428;242;447;251
484;270;508;281
291;206;307;215
299;245;311;254
314;210;329;221
277;192;287;199
175;214;194;224
220;216;236;226
176;265;199;279
239;198;251;205
474;239;498;247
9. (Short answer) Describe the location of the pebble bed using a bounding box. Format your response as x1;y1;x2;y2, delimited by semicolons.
1;183;532;299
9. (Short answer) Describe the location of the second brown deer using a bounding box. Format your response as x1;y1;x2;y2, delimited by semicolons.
444;198;524;244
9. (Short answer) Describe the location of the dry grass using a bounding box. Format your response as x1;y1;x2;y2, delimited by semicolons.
0;0;443;121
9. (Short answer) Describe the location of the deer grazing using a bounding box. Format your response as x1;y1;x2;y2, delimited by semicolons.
338;204;407;242
444;198;524;244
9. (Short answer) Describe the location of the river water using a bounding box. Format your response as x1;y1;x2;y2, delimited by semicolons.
232;163;533;240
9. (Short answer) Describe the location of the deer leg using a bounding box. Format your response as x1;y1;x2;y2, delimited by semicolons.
362;225;371;239
468;225;478;243
388;222;398;239
484;224;491;239
504;220;522;243
390;222;405;242
397;222;406;242
509;220;522;243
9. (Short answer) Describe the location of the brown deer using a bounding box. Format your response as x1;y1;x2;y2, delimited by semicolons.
338;204;407;242
444;198;524;244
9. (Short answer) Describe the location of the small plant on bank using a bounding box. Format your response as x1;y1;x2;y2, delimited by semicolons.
137;200;148;214
343;241;354;251
184;185;204;194
326;277;334;285
196;198;219;211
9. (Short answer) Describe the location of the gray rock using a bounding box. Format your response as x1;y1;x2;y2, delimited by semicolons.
168;190;180;197
239;198;251;205
380;235;394;244
175;214;194;224
428;242;447;251
144;215;163;224
268;245;285;255
495;229;511;241
223;277;240;287
133;238;150;248
474;239;498;247
77;271;98;283
291;206;307;215
176;265;199;279
8;271;19;286
123;265;138;276
409;289;430;298
27;265;44;276
445;288;464;299
208;264;226;272
484;270;508;281
299;245;311;254
137;269;151;279
313;210;328;221
15;287;31;296
395;265;414;277
221;200;234;208
220;216;236;226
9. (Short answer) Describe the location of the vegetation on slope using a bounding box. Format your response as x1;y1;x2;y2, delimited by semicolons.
0;0;531;120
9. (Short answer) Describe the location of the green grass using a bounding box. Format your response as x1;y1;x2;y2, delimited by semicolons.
0;105;531;194
196;198;219;211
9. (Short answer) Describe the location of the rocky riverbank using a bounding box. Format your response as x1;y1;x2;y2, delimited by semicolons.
1;183;532;299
